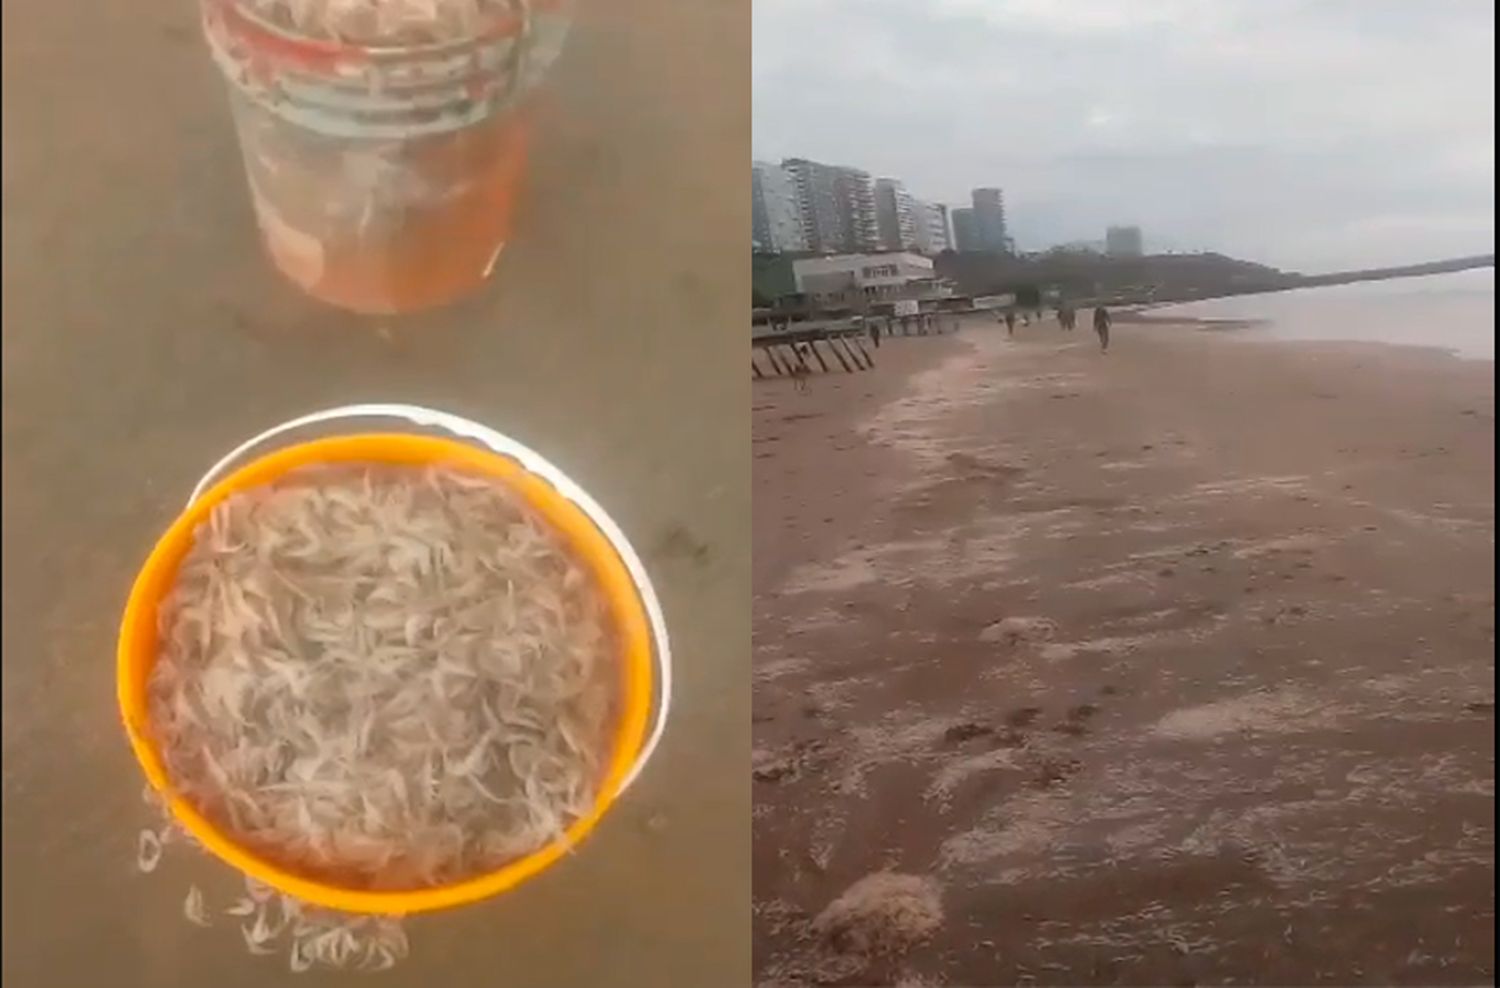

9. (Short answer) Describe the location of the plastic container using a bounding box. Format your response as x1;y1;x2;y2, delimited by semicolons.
201;0;572;314
117;405;670;915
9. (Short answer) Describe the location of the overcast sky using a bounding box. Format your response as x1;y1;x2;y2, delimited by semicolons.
753;0;1494;272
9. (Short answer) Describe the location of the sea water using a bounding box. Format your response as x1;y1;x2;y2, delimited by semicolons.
1155;267;1495;361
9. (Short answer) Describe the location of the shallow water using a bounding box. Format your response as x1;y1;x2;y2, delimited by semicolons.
1155;267;1495;360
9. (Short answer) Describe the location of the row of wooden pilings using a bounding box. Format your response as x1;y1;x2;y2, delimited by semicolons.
751;313;961;380
751;327;874;380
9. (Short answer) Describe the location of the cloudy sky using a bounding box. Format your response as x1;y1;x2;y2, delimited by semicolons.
753;0;1494;272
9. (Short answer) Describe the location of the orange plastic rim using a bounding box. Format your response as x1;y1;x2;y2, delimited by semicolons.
117;434;654;915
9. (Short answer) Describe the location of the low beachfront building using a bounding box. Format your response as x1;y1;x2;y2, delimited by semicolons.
792;252;939;304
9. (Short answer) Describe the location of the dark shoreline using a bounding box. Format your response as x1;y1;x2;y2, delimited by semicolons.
1114;312;1267;332
1107;256;1494;308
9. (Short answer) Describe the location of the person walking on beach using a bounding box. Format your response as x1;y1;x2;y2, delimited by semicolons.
1004;310;1016;337
869;319;882;349
1092;305;1112;352
790;344;812;391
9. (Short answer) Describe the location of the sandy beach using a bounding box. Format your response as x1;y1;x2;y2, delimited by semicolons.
752;316;1495;985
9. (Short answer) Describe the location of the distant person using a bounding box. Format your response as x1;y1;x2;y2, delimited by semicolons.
1004;310;1016;337
1092;306;1111;352
869;320;882;349
791;344;812;390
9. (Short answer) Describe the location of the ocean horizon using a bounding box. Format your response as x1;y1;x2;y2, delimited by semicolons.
1153;266;1495;361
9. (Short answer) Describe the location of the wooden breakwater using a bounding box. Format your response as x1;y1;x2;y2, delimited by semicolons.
751;323;873;380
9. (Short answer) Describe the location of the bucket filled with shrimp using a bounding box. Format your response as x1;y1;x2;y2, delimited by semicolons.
119;405;669;934
200;0;574;313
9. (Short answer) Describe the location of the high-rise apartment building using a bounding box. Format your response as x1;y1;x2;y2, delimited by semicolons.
833;166;881;253
951;207;979;252
972;187;1009;252
874;179;919;251
784;158;880;254
751;161;807;252
1106;225;1144;258
911;199;951;254
782;158;842;253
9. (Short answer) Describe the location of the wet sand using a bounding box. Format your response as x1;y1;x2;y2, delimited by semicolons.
753;316;1494;986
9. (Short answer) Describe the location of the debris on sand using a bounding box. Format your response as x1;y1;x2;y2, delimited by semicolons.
1151;687;1335;741
1032;756;1082;788
753;751;799;783
942;721;994;744
754;898;807;938
753;740;829;784
1005;706;1043;728
811;872;943;965
892;974;942;988
753;875;943;987
979;616;1056;646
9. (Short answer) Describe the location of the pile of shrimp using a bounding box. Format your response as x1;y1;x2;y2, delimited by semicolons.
141;803;411;972
144;462;615;966
240;0;526;46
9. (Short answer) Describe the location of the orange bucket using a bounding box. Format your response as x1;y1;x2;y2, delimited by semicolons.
201;0;574;314
117;405;670;915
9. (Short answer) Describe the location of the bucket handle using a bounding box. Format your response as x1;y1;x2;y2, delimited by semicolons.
190;403;671;795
